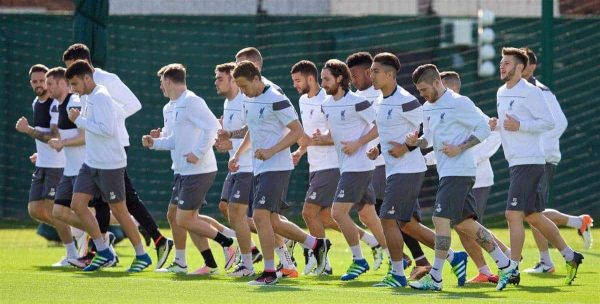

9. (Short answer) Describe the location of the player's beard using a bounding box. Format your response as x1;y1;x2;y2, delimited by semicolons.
298;83;310;95
501;65;517;83
34;87;47;97
324;82;340;96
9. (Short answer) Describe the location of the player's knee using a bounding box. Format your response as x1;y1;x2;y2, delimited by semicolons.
331;207;345;222
505;210;523;222
28;203;46;222
52;206;66;221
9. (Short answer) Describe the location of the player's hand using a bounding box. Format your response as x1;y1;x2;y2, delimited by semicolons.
48;138;64;152
228;156;240;172
291;148;306;166
15;117;31;134
297;134;311;147
214;139;233;152
141;135;154;148
503;114;520;131
366;146;379;160
255;148;275;161
341;140;360;155
68;108;80;123
441;142;461;157
29;153;37;164
149;128;162;138
388;141;408;158
489;117;498;131
312;129;326;144
184;152;199;164
405;130;419;147
217;129;232;141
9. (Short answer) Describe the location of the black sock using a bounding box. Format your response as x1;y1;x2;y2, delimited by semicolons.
213;232;233;247
402;231;425;259
201;249;218;268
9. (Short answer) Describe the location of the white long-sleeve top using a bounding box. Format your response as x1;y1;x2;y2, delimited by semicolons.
152;90;219;176
92;68;142;147
356;86;385;167
423;89;491;178
157;100;178;174
223;91;253;174
74;85;127;169
528;77;567;164
497;79;555;167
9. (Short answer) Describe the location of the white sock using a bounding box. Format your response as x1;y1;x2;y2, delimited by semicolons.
71;227;85;239
430;257;445;281
93;238;107;252
446;249;455;262
350;245;364;260
303;235;317;249
275;245;294;268
175;249;186;266
540;250;554;266
490;246;510;268
566;216;583;229
242;253;253;269
560;246;575;262
221;226;237;238
134;243;146;256
478;265;493;276
504;248;512;258
360;232;379;248
264;259;275;271
65;242;78;258
391;260;405;277
325;256;332;270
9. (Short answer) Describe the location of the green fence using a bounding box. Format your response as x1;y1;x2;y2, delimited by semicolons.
1;14;598;224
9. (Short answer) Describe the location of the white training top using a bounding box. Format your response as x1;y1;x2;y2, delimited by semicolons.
57;94;85;176
223;90;253;174
496;78;555;167
321;90;376;173
158;100;178;174
528;77;567;164
75;85;127;169
243;85;297;176
299;88;339;172
92;68;142;147
375;85;427;177
32;97;65;168
356;86;385;167
152;90;220;176
422;89;491;178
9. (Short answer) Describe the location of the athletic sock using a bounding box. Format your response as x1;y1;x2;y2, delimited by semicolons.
446;249;455;262
391;260;405;277
134;243;146;256
430;257;445;281
303;235;317;249
350;245;364;260
560;246;575;262
264;259;276;272
490;246;510;268
360;232;379;248
566;216;583;229
175;249;187;266
478;265;493;276
93;238;107;252
201;249;218;268
275;245;294;268
540;250;554;266
65;242;78;258
242;253;253;269
221;226;237;238
213;232;234;247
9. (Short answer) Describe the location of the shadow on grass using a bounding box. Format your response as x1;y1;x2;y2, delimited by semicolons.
34;265;81;272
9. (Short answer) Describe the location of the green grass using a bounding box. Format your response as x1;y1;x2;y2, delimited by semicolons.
0;226;597;303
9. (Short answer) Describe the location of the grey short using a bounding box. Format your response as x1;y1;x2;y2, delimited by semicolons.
28;167;63;202
73;164;125;204
380;172;425;222
371;165;386;201
433;176;478;225
171;172;217;211
220;172;233;202
55;175;77;207
305;168;340;207
252;170;291;214
226;172;253;205
506;164;545;215
472;186;491;224
539;163;556;207
333;171;376;211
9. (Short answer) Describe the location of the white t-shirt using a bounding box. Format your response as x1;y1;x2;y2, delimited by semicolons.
243;85;297;175
321;90;376;173
57;94;85;176
356;86;385;167
375;85;426;177
422;89;491;178
497;79;555;167
299;88;339;172
152;90;220;175
32;97;65;168
223;91;253;174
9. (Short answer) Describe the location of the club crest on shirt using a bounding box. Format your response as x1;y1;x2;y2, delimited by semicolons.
340;110;346;121
310;109;315;117
325;113;329;120
509;100;515;110
440;112;446;122
259;107;265;118
229;113;234;121
387;108;393;119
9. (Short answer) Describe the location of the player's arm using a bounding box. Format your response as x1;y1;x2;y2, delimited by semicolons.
106;75;142;118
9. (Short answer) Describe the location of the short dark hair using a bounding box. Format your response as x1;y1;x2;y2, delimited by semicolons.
29;64;48;77
412;64;441;85
65;60;93;80
215;62;236;75
157;63;186;84
46;67;67;80
290;60;318;81
63;43;92;63
345;52;373;69
236;47;263;67
373;52;401;72
323;59;351;91
233;60;261;80
502;47;529;68
521;47;537;65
